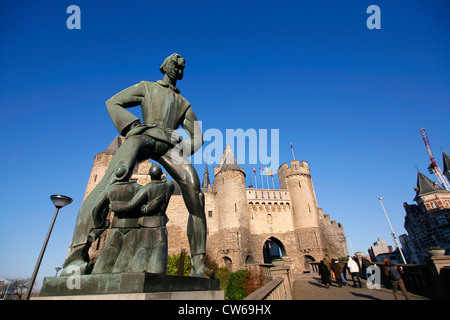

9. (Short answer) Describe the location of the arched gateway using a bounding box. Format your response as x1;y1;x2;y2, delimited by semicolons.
263;237;287;263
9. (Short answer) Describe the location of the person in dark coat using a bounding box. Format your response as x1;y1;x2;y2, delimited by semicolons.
330;259;344;287
318;260;331;288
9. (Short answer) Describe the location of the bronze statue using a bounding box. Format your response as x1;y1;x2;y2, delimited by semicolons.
110;164;174;274
62;54;208;277
89;163;142;274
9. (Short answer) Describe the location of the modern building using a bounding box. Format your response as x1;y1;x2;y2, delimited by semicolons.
403;164;450;263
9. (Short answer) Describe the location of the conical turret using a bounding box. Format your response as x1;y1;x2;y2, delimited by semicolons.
212;145;250;270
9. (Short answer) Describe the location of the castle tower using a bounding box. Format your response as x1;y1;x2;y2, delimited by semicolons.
211;145;251;270
277;160;324;259
83;136;125;201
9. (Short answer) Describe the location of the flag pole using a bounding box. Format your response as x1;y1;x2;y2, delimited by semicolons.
290;141;296;160
260;167;264;189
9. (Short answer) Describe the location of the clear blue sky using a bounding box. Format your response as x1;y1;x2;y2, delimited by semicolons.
0;1;449;287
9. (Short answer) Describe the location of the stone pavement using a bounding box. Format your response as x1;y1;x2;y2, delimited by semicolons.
292;272;430;300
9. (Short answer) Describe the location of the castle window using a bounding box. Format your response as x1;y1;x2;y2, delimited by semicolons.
267;214;273;224
235;203;237;212
308;204;311;212
94;175;97;182
208;210;213;218
298;181;301;188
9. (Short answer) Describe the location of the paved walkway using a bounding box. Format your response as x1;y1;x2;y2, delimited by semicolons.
292;272;430;300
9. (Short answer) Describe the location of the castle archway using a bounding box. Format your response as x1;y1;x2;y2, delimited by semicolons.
303;255;315;273
222;256;232;270
262;237;287;263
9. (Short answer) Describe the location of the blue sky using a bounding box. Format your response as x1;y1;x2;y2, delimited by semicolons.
0;1;449;287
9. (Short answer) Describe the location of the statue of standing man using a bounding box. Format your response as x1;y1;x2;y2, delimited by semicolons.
62;53;208;277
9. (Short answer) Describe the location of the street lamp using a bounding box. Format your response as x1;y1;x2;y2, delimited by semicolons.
25;195;72;300
378;197;407;264
347;235;355;256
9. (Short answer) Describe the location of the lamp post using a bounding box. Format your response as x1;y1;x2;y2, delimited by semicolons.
25;195;72;300
378;197;407;264
347;235;355;256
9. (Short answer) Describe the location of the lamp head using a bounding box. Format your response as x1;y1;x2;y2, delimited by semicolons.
51;195;73;208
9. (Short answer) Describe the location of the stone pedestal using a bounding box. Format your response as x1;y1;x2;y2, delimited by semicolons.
425;255;450;299
36;272;223;300
270;266;292;299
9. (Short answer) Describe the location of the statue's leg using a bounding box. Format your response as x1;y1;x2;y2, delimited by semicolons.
147;227;168;274
157;151;207;277
129;228;154;273
112;228;139;273
61;135;155;276
91;229;123;274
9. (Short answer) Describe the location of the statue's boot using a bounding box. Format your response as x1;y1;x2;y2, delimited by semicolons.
60;243;91;276
189;254;211;278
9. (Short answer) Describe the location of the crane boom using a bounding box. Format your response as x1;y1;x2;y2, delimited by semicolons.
419;127;450;190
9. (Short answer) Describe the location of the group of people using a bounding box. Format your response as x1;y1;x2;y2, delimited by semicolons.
317;256;411;300
318;257;362;289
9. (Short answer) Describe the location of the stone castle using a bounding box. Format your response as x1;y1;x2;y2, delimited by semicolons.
85;137;348;275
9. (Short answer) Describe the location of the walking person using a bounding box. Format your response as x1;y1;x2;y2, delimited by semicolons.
318;260;332;289
338;258;347;286
330;259;343;287
361;256;373;282
382;258;411;300
347;256;362;288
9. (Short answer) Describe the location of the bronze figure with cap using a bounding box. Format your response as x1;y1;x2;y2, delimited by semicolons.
62;54;208;277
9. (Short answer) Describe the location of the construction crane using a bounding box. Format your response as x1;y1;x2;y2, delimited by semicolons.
419;127;450;190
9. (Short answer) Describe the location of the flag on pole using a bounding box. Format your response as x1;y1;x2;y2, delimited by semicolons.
260;166;264;188
290;141;296;160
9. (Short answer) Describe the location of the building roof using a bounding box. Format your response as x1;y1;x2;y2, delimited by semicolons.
215;145;245;176
202;163;211;189
443;151;450;176
101;136;125;155
413;171;446;201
